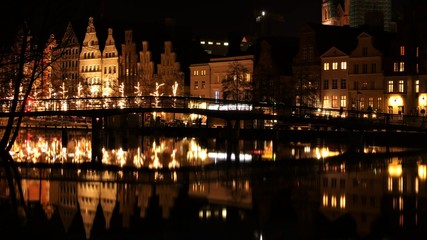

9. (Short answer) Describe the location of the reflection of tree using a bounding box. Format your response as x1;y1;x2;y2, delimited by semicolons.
222;61;252;101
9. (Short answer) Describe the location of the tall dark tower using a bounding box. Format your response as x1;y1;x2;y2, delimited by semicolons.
322;0;393;32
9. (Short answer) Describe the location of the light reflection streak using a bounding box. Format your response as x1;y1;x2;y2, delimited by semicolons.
9;131;354;170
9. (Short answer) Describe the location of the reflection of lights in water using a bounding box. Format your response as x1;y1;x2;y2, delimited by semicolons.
149;141;163;169
117;148;126;167
9;132;352;171
133;147;144;168
316;147;329;159
207;152;252;162
168;149;180;168
149;141;163;180
418;164;427;180
315;147;340;159
102;148;109;164
169;149;180;182
388;157;402;177
187;139;207;162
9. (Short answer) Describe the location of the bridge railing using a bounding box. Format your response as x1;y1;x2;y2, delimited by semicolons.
0;96;262;113
2;96;426;129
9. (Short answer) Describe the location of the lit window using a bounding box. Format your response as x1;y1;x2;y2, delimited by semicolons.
208;41;213;45
323;62;329;70
194;70;199;76
400;46;405;56
416;80;419;93
332;95;338;108
388;80;394;93
323;96;330;108
416;47;419;57
359;97;365;110
216;42;221;45
194;81;199;89
200;41;205;44
332;62;338;70
340;61;347;69
323;194;328;207
331;196;337;207
377;97;382;110
393;62;399;72
398;80;404;92
368;97;374;108
399;62;405;72
201;81;205;89
201;70;206;76
224;42;229;46
340;96;347;108
340;195;346;209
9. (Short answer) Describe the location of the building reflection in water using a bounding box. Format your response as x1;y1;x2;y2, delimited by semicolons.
2;130;427;239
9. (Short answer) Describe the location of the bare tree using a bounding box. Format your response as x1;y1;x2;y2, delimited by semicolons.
293;67;320;108
222;61;252;101
0;4;75;219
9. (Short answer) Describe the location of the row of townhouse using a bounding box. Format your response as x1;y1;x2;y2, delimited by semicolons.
190;22;427;117
57;17;185;100
0;17;187;102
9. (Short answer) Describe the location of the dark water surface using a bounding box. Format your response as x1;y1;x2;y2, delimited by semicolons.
1;129;427;240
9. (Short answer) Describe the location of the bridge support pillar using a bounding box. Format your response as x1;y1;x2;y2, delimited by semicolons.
91;117;103;164
226;119;240;162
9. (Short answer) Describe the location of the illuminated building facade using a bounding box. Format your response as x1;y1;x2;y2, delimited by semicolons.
56;22;81;99
79;17;103;98
50;17;184;101
297;21;427;116
321;32;384;113
189;55;254;100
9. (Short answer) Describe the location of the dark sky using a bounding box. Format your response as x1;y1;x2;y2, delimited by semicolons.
1;0;321;41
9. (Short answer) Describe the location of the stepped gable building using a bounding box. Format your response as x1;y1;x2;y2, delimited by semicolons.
52;17;186;100
119;30;139;95
102;27;119;97
138;40;155;95
79;17;105;98
56;22;81;98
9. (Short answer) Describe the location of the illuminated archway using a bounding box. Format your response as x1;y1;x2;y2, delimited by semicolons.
387;95;404;114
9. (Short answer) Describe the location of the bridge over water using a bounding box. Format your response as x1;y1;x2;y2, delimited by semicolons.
1;95;427;133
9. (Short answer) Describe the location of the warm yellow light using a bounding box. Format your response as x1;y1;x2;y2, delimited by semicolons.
418;164;427;180
221;208;227;220
388;96;403;106
388;163;402;177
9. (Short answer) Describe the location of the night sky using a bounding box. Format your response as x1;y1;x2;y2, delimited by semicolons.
1;0;321;42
